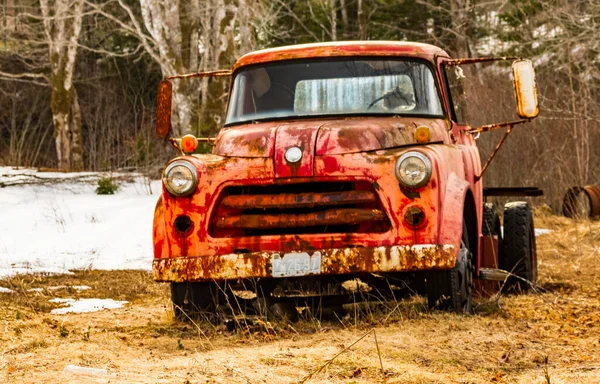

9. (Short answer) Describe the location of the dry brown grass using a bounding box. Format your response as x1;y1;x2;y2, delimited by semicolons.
1;215;600;383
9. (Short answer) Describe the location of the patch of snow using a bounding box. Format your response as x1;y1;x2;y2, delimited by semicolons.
2;266;74;277
28;285;91;293
49;298;76;303
47;285;69;291
71;285;91;291
534;228;553;236
50;298;128;314
0;286;14;293
0;167;160;278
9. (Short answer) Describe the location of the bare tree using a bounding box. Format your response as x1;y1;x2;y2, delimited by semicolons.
39;0;85;170
90;0;271;136
0;0;84;170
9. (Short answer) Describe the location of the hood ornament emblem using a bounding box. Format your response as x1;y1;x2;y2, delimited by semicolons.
285;147;303;163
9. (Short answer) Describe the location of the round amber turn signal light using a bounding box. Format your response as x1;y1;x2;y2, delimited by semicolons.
181;134;198;153
414;126;432;144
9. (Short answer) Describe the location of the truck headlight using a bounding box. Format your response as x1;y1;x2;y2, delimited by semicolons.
395;152;432;188
163;161;198;197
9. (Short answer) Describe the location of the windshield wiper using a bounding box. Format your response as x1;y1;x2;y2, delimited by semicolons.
367;86;415;110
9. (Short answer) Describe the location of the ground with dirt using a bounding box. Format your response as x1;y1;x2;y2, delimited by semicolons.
1;213;599;384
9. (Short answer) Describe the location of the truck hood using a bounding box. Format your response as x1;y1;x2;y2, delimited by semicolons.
214;117;449;158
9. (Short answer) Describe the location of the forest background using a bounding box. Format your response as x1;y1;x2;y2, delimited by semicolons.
1;0;598;211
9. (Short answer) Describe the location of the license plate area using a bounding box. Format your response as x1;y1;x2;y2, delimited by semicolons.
272;251;322;277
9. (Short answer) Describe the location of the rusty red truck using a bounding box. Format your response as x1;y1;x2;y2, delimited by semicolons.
152;41;540;321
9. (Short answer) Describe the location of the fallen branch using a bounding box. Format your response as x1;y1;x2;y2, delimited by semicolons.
0;172;140;188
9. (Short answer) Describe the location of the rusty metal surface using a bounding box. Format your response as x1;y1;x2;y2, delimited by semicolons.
221;190;377;210
315;118;448;155
586;185;600;218
233;41;450;71
466;119;530;134
563;185;600;218
153;244;456;282
274;123;319;178
512;60;539;118
214;117;450;158
166;70;231;80
168;138;185;156
153;143;471;264
149;42;548;287
214;123;277;157
445;56;520;66
475;125;513;181
215;208;386;229
156;80;172;138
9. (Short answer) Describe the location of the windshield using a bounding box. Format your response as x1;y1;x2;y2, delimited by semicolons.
225;59;444;125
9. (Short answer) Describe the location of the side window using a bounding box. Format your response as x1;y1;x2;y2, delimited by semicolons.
443;64;468;124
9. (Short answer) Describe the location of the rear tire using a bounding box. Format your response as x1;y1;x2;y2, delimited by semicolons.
482;203;501;238
426;220;473;314
170;282;222;321
500;202;538;291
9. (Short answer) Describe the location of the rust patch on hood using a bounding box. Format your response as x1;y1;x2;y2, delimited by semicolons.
316;117;448;155
214;123;277;157
214;117;449;158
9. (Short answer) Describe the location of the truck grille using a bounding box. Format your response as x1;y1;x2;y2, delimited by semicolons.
209;181;391;237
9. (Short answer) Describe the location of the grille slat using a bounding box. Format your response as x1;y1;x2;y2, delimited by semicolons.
209;181;391;237
221;190;377;210
216;208;385;229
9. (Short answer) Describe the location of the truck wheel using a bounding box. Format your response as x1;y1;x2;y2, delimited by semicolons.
253;296;299;323
500;202;538;291
426;221;473;314
170;282;222;321
482;203;501;238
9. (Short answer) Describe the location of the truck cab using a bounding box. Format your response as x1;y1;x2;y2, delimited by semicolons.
152;41;539;320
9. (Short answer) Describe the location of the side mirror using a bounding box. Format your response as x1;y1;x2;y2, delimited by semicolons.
512;59;539;119
156;80;172;138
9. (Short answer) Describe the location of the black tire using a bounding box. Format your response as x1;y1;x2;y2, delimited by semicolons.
170;282;223;321
253;296;299;322
500;202;538;291
426;220;473;314
482;203;501;238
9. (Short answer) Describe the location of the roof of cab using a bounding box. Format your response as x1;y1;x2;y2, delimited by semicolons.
233;41;450;71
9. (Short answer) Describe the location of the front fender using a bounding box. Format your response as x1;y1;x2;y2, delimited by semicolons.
153;195;168;259
438;172;470;254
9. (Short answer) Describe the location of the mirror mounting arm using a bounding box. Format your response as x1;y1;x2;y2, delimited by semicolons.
466;119;531;134
169;138;185;156
169;137;217;156
472;119;531;181
166;70;231;80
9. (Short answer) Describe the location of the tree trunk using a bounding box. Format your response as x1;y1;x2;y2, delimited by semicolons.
51;95;71;171
50;81;83;170
4;0;15;31
69;87;83;170
330;0;337;41
357;0;366;39
41;0;84;170
172;80;196;137
116;0;265;137
340;0;348;37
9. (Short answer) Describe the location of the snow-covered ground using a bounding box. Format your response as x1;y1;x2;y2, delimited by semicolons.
49;298;128;314
0;167;160;278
